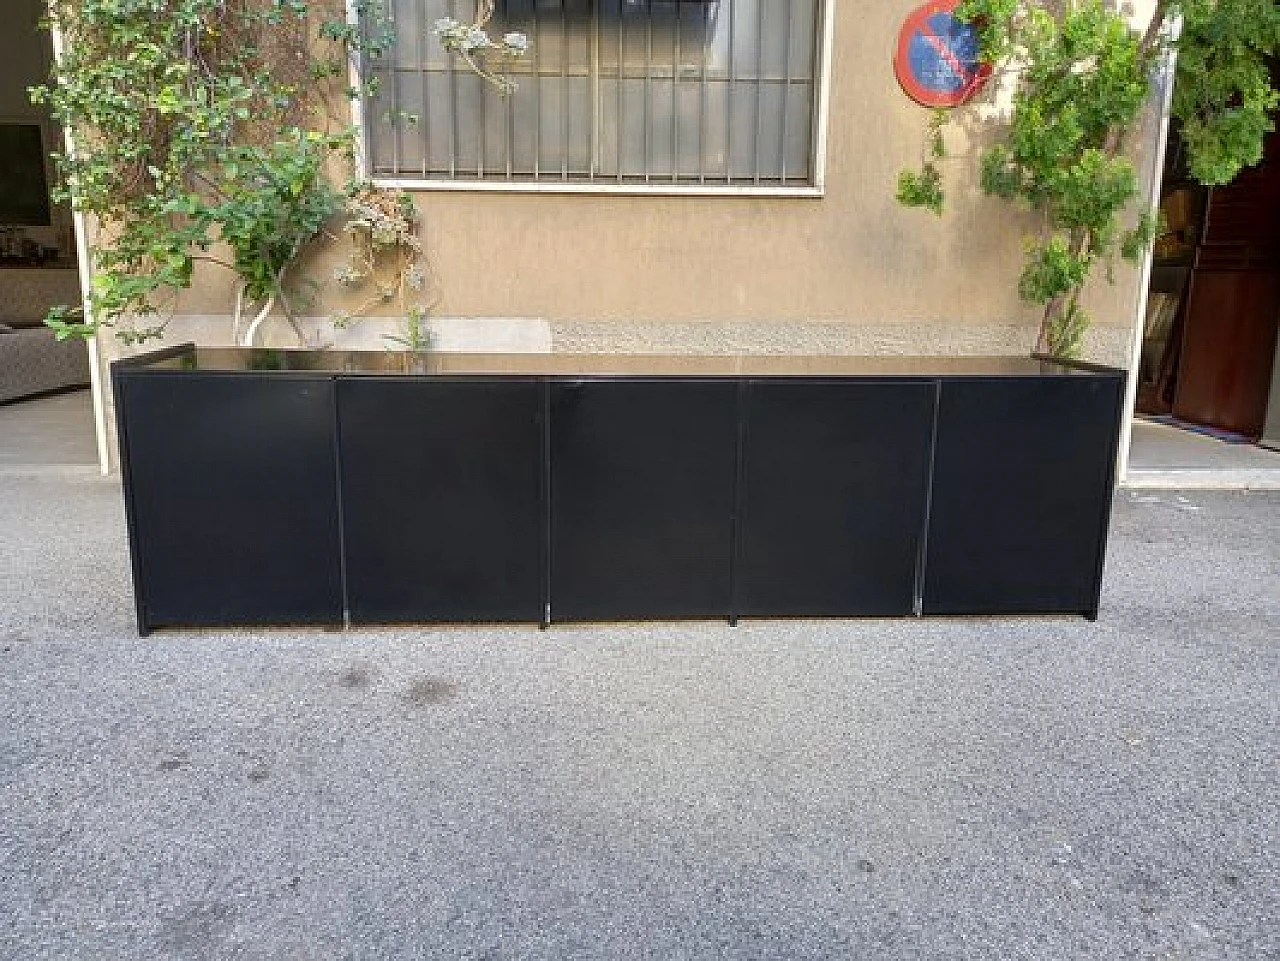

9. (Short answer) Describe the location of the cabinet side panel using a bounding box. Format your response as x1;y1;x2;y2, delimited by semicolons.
119;374;343;627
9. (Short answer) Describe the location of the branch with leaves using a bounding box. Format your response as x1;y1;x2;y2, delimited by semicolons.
36;0;530;347
896;0;1278;359
34;0;390;346
897;109;951;215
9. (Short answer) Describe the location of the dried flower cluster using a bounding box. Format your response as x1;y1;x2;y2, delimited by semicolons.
432;1;528;94
332;184;436;350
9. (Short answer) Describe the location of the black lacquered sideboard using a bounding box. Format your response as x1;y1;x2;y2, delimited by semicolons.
112;347;1125;634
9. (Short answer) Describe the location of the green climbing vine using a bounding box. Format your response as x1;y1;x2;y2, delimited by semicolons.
896;0;1279;359
34;0;526;348
897;109;951;215
32;0;368;343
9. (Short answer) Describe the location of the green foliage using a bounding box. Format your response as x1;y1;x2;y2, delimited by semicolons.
1172;0;1280;184
1018;237;1092;305
895;0;1278;358
973;1;1151;353
1050;150;1138;231
897;110;950;215
897;166;946;216
926;108;949;161
384;305;430;351
990;5;1148;215
957;0;1020;61
33;0;376;343
979;145;1022;199
1120;210;1161;264
215;130;345;302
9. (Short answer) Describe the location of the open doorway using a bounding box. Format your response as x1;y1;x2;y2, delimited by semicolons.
1127;122;1280;485
0;0;99;470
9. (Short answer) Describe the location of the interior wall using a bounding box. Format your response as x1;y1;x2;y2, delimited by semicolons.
0;0;72;256
0;0;50;116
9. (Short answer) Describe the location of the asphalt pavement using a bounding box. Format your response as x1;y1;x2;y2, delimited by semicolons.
1;474;1276;960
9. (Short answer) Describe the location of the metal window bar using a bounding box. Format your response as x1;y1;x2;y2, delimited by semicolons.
590;6;600;177
533;0;541;178
726;0;735;183
477;5;487;178
561;0;569;180
780;0;793;182
418;0;430;178
753;0;764;183
644;0;652;182
380;0;818;186
617;0;625;183
671;3;680;182
447;0;460;178
698;2;709;183
500;0;514;180
506;83;515;178
503;4;514;180
387;0;402;175
356;4;372;174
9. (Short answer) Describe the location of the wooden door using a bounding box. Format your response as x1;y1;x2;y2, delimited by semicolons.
1174;131;1280;437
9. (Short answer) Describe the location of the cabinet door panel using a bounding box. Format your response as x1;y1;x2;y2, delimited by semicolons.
738;381;935;616
117;374;343;630
550;380;737;620
922;376;1123;616
338;379;543;623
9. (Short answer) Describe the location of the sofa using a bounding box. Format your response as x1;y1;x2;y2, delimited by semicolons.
0;268;91;403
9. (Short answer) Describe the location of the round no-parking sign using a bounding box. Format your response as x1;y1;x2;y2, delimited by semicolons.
895;0;992;108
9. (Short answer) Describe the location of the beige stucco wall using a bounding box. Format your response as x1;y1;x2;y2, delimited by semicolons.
87;0;1166;472
137;0;1152;367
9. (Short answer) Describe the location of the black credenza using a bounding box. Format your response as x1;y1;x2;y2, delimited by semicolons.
113;347;1125;634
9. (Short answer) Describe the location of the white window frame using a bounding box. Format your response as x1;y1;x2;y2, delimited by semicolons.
347;0;835;197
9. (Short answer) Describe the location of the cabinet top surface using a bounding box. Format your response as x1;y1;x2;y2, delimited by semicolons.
117;347;1122;379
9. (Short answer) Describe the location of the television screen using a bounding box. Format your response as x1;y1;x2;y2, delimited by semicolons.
0;123;53;227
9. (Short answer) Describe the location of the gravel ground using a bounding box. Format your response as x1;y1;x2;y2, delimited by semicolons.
1;475;1277;960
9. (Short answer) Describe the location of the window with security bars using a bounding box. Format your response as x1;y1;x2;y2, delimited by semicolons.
362;0;822;185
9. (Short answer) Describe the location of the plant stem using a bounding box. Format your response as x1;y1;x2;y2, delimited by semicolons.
1037;0;1171;356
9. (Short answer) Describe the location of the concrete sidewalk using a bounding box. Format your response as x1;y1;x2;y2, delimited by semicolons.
1;475;1277;960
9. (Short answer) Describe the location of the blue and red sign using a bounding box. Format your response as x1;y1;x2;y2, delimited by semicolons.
895;0;992;108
